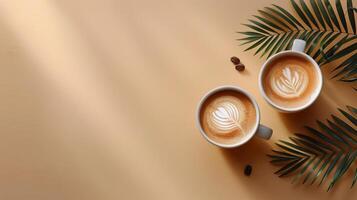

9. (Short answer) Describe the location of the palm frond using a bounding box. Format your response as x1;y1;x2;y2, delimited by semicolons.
239;0;357;83
269;106;357;191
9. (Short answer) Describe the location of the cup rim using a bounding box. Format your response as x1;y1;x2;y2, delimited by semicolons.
195;85;260;148
258;50;323;113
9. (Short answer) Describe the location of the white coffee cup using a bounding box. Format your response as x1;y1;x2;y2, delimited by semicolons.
258;39;323;113
196;85;272;148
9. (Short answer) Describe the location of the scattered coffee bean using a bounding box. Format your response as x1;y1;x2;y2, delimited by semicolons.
244;164;252;176
235;63;245;71
230;56;240;65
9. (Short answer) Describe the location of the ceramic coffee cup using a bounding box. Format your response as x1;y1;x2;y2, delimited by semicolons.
196;85;272;148
258;39;323;113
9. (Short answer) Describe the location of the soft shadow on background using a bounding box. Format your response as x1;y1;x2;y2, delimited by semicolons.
279;93;332;133
0;0;355;199
0;18;104;199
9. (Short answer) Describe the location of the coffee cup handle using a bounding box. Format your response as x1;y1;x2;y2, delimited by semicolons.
255;124;273;140
292;39;306;52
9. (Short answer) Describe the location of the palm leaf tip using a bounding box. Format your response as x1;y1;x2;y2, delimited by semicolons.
347;105;357;115
352;168;357;188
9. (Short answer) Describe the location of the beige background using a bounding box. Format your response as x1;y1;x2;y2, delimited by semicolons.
0;0;355;199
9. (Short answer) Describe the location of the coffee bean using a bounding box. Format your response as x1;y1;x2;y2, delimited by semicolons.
244;164;252;176
230;56;240;65
235;63;245;71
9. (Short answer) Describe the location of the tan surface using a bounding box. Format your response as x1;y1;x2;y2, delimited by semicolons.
0;0;355;199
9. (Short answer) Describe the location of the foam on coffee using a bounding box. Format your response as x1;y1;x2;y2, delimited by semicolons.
200;90;257;145
262;55;318;109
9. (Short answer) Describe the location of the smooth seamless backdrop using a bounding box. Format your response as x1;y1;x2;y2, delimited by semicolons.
0;0;355;199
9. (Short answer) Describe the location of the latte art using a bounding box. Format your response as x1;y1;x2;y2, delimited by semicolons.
209;102;242;134
262;54;319;109
271;66;308;98
199;90;257;145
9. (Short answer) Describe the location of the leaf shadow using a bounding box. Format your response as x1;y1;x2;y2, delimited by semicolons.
278;93;336;134
220;138;296;200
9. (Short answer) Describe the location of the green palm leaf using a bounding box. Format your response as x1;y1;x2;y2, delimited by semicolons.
335;0;348;32
352;168;357;187
239;0;357;83
310;0;326;30
347;0;356;34
324;0;341;31
317;0;334;30
299;0;319;28
269;106;357;191
291;0;312;28
266;6;299;29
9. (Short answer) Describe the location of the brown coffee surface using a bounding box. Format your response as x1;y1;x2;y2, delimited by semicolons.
200;90;257;145
262;55;318;109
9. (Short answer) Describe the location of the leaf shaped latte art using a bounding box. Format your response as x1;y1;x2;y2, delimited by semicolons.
271;66;308;98
209;102;242;134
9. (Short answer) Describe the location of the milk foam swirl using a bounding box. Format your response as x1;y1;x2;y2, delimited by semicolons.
271;66;308;98
209;101;242;134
